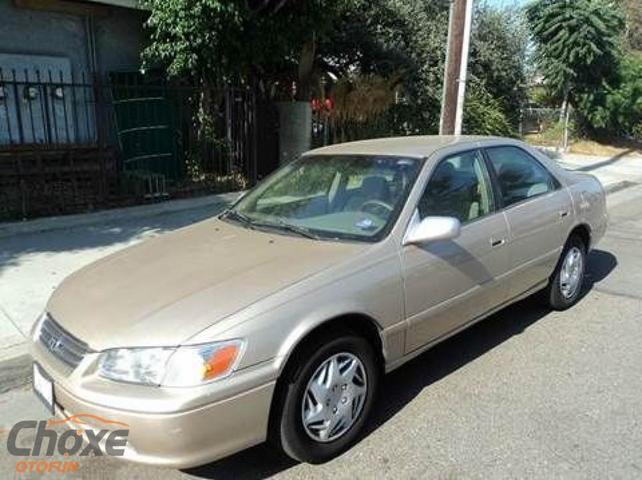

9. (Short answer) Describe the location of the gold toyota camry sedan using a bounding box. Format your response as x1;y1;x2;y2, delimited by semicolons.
29;136;607;467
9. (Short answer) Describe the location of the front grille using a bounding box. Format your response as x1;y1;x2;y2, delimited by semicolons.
38;314;89;368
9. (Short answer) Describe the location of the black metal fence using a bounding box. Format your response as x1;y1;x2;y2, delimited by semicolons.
0;69;276;220
311;106;401;149
0;69;98;147
0;69;265;178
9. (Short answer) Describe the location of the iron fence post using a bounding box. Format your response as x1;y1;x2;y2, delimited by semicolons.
93;73;106;148
11;70;25;144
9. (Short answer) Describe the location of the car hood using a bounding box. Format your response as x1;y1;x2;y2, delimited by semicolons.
47;218;365;351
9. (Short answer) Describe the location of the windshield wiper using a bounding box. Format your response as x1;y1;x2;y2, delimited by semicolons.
222;210;255;229
268;219;323;240
223;211;322;240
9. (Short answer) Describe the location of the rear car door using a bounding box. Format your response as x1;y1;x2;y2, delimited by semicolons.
484;145;572;299
401;148;511;353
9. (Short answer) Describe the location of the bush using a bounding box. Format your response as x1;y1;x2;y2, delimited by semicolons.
576;55;642;138
463;81;514;136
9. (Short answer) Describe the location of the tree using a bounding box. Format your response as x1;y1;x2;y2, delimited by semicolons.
316;0;528;136
468;4;529;132
142;0;351;98
143;0;529;139
618;0;642;51
463;79;514;136
316;0;450;134
525;0;625;120
576;55;642;138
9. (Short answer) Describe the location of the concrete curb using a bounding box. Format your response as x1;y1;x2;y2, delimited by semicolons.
0;191;242;239
0;354;32;394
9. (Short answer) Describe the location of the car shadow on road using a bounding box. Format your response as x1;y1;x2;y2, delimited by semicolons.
583;248;618;293
184;248;617;480
574;149;636;172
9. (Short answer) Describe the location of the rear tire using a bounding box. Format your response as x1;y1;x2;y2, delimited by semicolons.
545;234;587;310
271;332;379;464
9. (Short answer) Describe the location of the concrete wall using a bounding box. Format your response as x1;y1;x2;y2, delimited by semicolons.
0;0;147;146
0;0;146;78
0;0;89;77
94;6;147;75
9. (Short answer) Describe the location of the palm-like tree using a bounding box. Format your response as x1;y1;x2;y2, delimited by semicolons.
526;0;624;118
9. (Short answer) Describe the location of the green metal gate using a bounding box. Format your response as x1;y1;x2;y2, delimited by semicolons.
108;72;184;180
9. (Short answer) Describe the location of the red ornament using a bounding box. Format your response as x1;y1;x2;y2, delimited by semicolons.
311;98;321;112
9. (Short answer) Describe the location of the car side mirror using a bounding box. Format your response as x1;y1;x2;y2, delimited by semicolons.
403;216;461;245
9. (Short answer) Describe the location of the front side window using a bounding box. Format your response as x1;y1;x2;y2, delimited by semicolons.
224;155;422;242
485;146;558;207
418;149;495;223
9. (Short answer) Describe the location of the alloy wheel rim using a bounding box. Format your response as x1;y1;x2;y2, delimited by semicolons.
560;246;584;299
301;352;367;443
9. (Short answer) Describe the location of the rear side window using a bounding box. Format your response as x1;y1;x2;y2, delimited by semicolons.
485;146;558;208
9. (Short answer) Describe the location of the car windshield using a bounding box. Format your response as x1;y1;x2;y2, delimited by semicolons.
223;154;423;242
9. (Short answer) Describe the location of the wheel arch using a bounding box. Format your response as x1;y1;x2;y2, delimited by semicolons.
569;223;591;250
267;312;385;442
276;313;385;378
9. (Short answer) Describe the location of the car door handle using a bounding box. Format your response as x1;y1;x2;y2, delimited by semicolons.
490;238;506;248
560;210;570;218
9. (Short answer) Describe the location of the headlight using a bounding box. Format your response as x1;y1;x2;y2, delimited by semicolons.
97;339;244;387
98;347;173;385
162;340;245;386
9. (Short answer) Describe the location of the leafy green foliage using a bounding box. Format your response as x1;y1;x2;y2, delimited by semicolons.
143;0;351;91
463;79;514;137
469;5;528;128
525;0;625;101
317;0;528;135
317;0;450;134
529;86;561;108
576;55;642;137
143;0;529;137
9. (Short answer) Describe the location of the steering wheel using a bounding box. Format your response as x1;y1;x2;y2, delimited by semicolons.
358;199;394;217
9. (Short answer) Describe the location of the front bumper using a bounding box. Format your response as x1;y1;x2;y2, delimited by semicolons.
30;340;277;469
53;380;275;468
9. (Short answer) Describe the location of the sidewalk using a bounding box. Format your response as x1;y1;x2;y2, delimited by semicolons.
538;147;642;193
0;191;239;390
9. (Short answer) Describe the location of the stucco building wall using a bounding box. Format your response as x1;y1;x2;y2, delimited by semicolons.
0;0;146;78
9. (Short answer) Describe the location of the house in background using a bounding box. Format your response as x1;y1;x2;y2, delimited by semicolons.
1;0;147;144
0;0;272;221
0;0;195;219
1;0;146;80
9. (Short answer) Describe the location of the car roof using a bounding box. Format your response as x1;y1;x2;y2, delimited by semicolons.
304;135;506;159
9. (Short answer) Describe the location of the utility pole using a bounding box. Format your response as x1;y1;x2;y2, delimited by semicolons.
439;0;474;136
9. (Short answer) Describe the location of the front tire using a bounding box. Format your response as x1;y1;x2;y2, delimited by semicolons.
272;333;379;464
545;234;587;310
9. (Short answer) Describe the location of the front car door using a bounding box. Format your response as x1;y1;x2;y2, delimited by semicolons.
483;145;573;299
401;148;511;353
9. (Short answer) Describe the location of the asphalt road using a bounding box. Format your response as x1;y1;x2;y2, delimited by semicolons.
1;188;641;479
